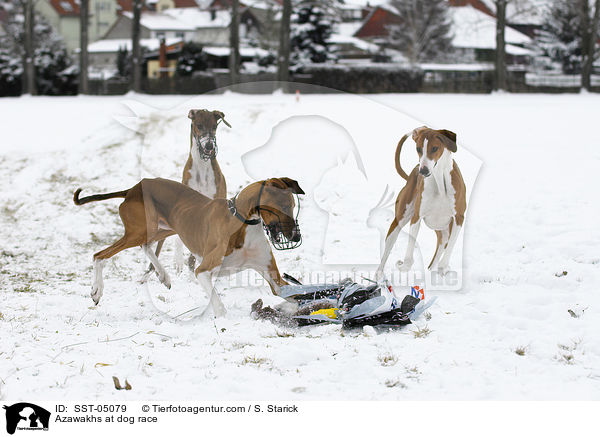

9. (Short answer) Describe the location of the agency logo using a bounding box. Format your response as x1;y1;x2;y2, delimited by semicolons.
3;403;50;435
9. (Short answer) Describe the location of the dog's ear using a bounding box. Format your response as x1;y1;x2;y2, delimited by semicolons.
213;110;231;128
278;177;305;195
412;126;427;142
188;109;197;120
438;129;457;152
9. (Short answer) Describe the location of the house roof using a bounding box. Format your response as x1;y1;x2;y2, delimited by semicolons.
86;37;183;53
448;0;494;17
479;0;550;25
116;0;153;13
48;0;80;16
211;0;282;8
353;6;401;38
162;7;231;27
203;45;269;57
173;0;205;7
354;2;531;55
120;8;230;31
451;4;531;51
122;10;194;30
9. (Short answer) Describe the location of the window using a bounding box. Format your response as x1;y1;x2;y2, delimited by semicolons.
175;32;184;39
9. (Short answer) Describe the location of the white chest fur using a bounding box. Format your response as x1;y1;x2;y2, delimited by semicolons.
187;147;218;199
220;223;272;274
419;151;456;230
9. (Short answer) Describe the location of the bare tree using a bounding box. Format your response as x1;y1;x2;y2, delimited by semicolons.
277;0;291;87
23;0;36;95
386;0;453;64
79;0;89;94
132;0;142;92
229;0;240;84
495;0;507;91
582;0;600;91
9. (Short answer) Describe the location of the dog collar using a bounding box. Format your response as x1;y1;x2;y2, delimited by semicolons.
227;198;260;225
228;182;266;226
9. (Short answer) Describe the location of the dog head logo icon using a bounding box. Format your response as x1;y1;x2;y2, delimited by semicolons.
3;403;50;435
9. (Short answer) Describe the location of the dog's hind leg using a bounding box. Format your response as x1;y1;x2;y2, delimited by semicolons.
173;237;184;273
91;258;105;305
92;234;143;304
141;244;172;289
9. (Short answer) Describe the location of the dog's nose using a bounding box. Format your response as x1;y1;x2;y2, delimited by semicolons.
291;229;301;242
419;166;430;176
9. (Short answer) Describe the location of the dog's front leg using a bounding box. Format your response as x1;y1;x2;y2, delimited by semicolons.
194;250;227;317
376;219;401;280
254;252;286;296
428;227;450;271
398;219;420;272
195;271;226;318
437;221;462;275
141;244;172;289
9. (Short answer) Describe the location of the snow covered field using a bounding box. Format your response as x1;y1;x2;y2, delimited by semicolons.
0;91;599;400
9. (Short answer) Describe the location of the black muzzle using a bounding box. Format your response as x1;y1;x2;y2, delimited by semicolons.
264;219;302;250
196;135;218;161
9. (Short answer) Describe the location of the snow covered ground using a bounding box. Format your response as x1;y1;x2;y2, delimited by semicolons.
0;91;599;400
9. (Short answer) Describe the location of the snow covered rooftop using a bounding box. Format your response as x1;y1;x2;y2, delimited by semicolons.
451;5;532;52
87;38;183;53
335;21;363;38
203;46;270;58
329;33;380;53
420;62;495;71
339;0;387;7
480;0;550;25
120;8;231;31
162;7;231;28
121;11;195;30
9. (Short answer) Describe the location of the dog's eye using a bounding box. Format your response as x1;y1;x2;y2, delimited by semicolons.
431;147;438;153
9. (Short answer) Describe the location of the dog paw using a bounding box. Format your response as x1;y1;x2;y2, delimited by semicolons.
139;272;150;284
91;285;102;305
159;272;172;290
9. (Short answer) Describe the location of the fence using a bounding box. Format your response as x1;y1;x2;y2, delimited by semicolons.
18;67;600;97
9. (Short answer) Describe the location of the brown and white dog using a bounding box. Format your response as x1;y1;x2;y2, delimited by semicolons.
151;109;229;273
376;127;466;277
73;177;304;316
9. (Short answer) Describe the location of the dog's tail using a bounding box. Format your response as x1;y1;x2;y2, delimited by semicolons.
73;188;129;205
395;133;411;181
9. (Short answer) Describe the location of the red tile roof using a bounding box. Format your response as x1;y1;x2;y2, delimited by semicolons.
49;0;79;16
174;0;201;7
354;0;497;39
448;0;494;17
354;6;401;39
